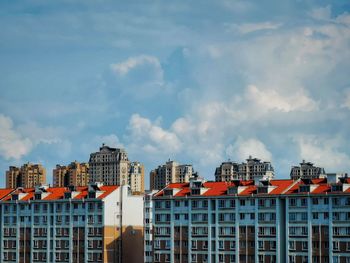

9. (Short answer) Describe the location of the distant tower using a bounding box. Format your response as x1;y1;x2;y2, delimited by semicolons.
290;160;325;180
215;156;274;182
150;160;194;190
6;163;46;188
89;144;144;194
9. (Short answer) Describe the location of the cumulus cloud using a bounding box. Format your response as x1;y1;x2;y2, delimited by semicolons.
0;114;33;160
226;138;272;161
296;135;350;171
246;85;318;112
127;114;182;155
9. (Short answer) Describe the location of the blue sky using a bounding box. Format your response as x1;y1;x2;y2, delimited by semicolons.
1;0;350;188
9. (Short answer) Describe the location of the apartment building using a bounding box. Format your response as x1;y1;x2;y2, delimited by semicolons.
129;162;145;195
6;163;46;189
290;160;326;180
53;161;89;187
150;160;194;190
0;183;144;263
215;156;274;182
89;144;144;194
151;175;350;263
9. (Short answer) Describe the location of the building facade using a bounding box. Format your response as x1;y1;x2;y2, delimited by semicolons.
129;162;145;195
53;162;89;187
290;160;326;180
89;144;144;194
0;183;143;263
215;156;274;182
150;161;194;190
151;176;350;263
6;163;46;189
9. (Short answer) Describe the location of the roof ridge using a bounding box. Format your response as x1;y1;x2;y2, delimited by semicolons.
281;179;300;194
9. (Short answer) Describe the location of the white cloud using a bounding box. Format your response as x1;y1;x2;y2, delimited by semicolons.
127;114;182;155
0;114;33;160
226;138;272;161
296;135;350;171
110;55;163;79
309;5;332;21
246;85;318;112
230;22;282;34
342;89;350;109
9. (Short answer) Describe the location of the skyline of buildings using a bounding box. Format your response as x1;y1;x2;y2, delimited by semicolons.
2;147;346;190
0;157;349;262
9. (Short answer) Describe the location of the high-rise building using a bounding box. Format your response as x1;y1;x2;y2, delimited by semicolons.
0;183;144;263
215;156;274;182
290;160;326;180
151;176;350;263
6;163;46;189
89;144;144;194
150;160;194;190
53;161;89;187
5;166;20;189
129;162;145;194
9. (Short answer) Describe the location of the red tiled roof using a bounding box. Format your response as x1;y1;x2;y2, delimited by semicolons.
0;185;119;202
156;179;344;197
239;185;257;195
312;184;331;194
0;189;14;200
269;180;294;195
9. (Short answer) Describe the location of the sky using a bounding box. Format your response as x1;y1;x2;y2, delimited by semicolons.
0;0;350;188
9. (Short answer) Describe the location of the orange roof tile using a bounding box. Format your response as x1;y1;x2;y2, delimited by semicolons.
0;185;118;202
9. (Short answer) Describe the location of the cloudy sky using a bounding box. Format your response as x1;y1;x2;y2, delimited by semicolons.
1;0;350;188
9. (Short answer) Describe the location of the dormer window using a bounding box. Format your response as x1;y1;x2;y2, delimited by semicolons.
88;192;96;199
299;185;310;193
34;193;42;200
191;189;201;195
257;186;268;194
64;192;72;199
331;185;342;192
163;189;173;196
227;187;238;195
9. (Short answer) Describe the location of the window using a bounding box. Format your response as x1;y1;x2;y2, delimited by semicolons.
289;198;296;207
301;198;307;206
313;213;319;219
302;241;308;250
219;240;224;250
258;241;264;249
333;241;339;251
289;241;295;250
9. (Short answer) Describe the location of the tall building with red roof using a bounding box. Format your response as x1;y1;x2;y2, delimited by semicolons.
149;176;350;263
